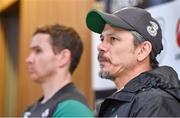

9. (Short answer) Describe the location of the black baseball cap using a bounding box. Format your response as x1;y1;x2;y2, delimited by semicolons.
86;7;163;57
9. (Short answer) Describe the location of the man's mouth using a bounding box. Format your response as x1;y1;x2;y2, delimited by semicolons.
98;55;111;63
98;56;112;70
27;66;34;73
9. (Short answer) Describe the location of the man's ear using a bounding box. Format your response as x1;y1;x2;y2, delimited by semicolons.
136;41;152;61
57;49;71;67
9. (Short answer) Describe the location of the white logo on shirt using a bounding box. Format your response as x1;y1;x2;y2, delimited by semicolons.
41;108;50;118
147;21;159;37
23;112;31;118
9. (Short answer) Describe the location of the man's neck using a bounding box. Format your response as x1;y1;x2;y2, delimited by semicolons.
114;64;152;90
41;71;72;104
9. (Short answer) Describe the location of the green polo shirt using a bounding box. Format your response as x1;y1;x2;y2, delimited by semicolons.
53;100;94;117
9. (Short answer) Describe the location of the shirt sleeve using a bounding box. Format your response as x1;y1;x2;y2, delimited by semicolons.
52;100;94;117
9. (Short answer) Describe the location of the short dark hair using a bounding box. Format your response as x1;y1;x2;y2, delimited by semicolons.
33;24;83;74
131;31;159;69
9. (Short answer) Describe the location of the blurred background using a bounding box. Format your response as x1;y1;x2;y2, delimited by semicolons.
0;0;180;116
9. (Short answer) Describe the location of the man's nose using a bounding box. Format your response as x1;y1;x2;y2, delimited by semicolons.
97;41;109;52
26;53;34;64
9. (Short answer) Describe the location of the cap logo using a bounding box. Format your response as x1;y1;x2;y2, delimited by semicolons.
147;21;158;37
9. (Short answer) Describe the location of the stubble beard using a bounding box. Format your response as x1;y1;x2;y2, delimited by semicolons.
99;71;116;81
98;52;116;81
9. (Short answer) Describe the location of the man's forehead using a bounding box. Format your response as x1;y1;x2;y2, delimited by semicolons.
101;29;123;38
102;24;126;36
101;30;117;36
30;33;50;48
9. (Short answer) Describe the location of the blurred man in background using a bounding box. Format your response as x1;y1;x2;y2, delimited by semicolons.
23;24;93;117
86;7;180;117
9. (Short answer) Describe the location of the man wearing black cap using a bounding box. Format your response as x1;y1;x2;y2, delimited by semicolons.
86;7;180;117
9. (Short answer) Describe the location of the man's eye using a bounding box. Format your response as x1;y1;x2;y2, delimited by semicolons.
35;49;41;53
100;34;104;42
100;37;104;42
110;37;117;43
111;37;116;40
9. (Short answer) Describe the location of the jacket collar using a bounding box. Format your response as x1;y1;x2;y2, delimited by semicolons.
108;72;157;102
107;66;180;102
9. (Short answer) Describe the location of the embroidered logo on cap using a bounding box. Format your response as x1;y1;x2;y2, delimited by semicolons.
147;21;158;37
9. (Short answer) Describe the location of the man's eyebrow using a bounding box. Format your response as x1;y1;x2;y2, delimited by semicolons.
112;34;122;39
101;33;121;39
102;31;116;36
30;45;40;50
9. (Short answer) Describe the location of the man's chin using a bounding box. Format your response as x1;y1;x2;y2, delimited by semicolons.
98;71;115;81
29;75;42;83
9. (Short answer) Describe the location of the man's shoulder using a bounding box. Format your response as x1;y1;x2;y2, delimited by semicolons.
135;88;175;104
132;88;180;116
57;99;89;108
53;100;93;117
